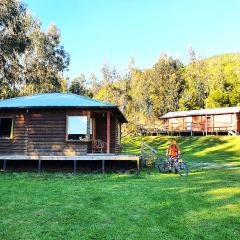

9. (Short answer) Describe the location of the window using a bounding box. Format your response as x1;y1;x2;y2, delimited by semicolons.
0;118;13;139
67;116;92;141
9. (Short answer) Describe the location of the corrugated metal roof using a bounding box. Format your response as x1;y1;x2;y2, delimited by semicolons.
0;93;116;108
0;93;127;123
161;107;240;119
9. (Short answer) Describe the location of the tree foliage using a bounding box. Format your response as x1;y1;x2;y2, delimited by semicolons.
0;0;69;99
69;73;88;96
87;53;240;130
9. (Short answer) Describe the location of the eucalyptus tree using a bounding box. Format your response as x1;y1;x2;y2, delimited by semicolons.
0;0;70;98
0;0;30;98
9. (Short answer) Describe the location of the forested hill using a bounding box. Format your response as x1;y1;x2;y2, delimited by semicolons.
182;53;240;110
203;53;240;65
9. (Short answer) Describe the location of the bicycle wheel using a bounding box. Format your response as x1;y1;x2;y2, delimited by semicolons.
177;161;188;176
158;161;169;173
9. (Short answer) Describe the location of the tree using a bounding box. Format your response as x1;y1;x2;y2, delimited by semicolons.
88;73;99;97
179;49;208;110
0;0;30;98
21;21;70;94
0;0;70;99
69;74;88;95
131;54;185;119
101;62;119;86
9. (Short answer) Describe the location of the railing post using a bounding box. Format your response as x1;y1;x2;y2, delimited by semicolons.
107;111;110;153
3;160;7;172
102;160;105;174
38;160;41;173
73;160;77;174
137;159;140;175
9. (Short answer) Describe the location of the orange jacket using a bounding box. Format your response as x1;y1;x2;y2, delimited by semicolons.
167;144;180;158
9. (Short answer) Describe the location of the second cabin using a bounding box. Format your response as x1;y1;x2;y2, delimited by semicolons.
161;107;240;135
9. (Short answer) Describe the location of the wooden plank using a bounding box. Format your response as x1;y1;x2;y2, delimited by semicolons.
0;154;140;161
107;111;110;153
141;142;157;154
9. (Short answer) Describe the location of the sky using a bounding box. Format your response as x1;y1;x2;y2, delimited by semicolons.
23;0;240;80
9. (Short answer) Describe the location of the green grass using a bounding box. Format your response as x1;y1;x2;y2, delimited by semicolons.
0;136;240;240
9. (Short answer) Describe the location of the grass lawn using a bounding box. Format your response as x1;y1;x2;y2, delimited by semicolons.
0;136;240;240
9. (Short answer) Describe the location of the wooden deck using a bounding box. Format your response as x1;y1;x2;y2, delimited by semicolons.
0;154;140;174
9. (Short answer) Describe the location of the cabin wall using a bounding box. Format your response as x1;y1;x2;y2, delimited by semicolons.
27;109;87;156
237;113;240;132
0;110;27;155
192;116;203;131
0;109;121;156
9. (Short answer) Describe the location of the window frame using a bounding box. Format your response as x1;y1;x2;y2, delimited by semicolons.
0;116;14;140
65;115;92;142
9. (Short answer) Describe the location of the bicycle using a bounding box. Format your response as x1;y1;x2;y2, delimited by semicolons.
157;155;188;176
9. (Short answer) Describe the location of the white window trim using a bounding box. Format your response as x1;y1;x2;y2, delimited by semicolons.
66;115;92;142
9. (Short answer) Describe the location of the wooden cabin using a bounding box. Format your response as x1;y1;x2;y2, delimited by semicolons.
161;107;240;135
0;93;139;173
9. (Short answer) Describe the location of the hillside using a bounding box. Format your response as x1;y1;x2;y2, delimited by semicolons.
183;52;240;109
203;53;240;66
122;136;240;165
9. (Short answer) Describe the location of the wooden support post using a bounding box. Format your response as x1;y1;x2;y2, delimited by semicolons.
87;111;91;140
73;160;77;174
92;118;96;142
38;160;41;173
102;160;105;174
107;111;110;153
212;115;214;134
3;160;7;172
137;159;140;175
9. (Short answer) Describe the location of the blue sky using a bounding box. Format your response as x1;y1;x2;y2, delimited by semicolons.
23;0;240;80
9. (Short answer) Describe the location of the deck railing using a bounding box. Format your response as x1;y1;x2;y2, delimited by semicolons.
141;142;158;172
167;122;237;132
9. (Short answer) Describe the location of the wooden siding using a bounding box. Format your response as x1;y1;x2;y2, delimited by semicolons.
0;108;121;156
166;113;240;133
27;109;87;156
236;113;240;132
0;110;27;154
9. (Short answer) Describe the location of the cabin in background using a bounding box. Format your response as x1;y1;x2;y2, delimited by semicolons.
161;107;240;135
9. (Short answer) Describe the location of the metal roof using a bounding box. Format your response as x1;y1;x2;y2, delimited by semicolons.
0;93;127;122
161;107;240;119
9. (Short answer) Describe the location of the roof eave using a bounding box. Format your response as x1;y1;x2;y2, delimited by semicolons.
0;105;128;123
